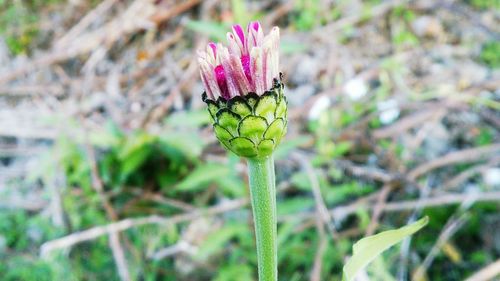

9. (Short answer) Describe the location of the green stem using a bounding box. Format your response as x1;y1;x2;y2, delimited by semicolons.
247;156;277;281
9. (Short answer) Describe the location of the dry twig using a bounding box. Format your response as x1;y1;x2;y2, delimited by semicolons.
465;259;500;281
408;144;500;181
40;199;247;256
413;212;470;280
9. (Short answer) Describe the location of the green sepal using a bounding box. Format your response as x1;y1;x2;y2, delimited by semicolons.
245;93;260;110
255;92;278;123
275;99;287;119
230;137;257;158
203;78;287;158
202;93;220;121
216;109;240;136
264;118;285;141
238;115;268;143
257;139;275;156
228;96;252;118
213;124;233;142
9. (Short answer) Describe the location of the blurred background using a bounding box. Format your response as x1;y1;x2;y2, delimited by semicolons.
0;0;499;280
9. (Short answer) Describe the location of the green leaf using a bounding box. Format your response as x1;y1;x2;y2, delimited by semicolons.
118;132;156;160
160;131;205;160
195;223;247;260
231;0;251;26
277;197;315;216
274;135;312;160
280;40;308;54
165;109;210;128
119;145;151;181
215;263;254;281
176;163;229;191
214;175;245;197
185;20;227;41
342;217;429;281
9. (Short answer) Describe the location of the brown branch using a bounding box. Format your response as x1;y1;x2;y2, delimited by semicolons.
465;259;500;281
365;183;393;236
335;160;398;183
310;217;327;281
80;113;130;281
408;144;500;181
293;153;338;238
413;212;469;280
0;0;195;85
40;199;248;256
372;108;447;139
442;156;500;191
40;190;500;257
332;191;500;218
150;0;201;24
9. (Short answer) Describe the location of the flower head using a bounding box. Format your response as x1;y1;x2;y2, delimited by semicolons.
198;22;286;158
198;22;280;100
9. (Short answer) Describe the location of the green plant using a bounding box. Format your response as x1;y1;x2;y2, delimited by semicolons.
198;21;428;281
342;217;428;281
293;0;320;31
465;0;500;10
199;22;283;281
479;40;500;68
0;0;65;54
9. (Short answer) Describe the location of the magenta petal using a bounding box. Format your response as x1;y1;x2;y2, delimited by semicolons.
240;55;252;84
250;21;260;32
228;55;250;94
198;23;280;99
215;65;229;99
208;42;217;57
232;24;245;44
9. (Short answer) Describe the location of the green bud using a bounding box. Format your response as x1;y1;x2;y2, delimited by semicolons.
203;79;287;158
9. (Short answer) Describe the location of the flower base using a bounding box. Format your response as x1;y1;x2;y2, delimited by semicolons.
203;77;287;158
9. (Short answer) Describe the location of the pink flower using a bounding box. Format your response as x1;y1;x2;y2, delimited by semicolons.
198;22;280;100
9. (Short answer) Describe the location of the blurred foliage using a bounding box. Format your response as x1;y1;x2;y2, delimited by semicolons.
0;0;39;54
293;0;320;31
465;0;500;10
1;103;498;279
479;40;500;68
0;0;65;54
390;5;419;49
1;0;500;280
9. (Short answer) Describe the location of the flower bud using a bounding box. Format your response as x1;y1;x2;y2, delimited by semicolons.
198;22;287;158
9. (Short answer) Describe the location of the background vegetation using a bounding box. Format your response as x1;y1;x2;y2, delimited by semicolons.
0;0;499;280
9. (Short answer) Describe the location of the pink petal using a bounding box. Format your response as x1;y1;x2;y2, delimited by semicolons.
228;54;251;95
249;21;261;32
262;27;280;82
250;47;265;95
199;69;213;99
226;32;241;57
231;25;247;55
198;22;281;99
219;46;240;98
232;24;246;46
199;58;222;99
240;55;252;85
263;47;272;90
247;21;264;50
214;64;229;99
208;42;217;58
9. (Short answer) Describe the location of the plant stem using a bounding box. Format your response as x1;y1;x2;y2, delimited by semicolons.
247;156;277;281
